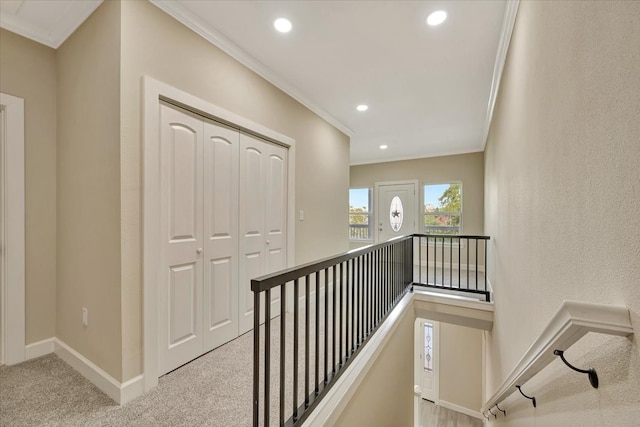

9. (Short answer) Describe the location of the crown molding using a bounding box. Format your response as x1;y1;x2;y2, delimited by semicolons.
481;0;520;148
149;0;353;138
349;146;485;167
0;0;102;49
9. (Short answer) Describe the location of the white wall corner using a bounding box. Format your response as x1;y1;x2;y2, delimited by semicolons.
53;338;144;405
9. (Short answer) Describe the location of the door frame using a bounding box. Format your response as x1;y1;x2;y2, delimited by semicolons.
374;180;419;242
0;93;25;366
142;77;296;391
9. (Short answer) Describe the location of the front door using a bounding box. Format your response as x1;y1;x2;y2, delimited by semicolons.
375;181;417;242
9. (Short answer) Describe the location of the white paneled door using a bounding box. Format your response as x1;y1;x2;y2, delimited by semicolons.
202;119;240;353
238;133;287;335
159;105;204;375
158;103;287;375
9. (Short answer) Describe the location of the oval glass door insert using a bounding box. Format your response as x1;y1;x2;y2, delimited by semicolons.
389;196;403;232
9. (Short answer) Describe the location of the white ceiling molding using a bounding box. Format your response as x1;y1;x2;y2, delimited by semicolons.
0;12;55;47
0;0;102;49
482;0;520;148
149;0;353;138
349;147;485;167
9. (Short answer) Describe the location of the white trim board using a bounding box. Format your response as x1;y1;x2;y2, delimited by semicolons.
0;1;103;49
482;0;520;148
22;337;142;405
25;337;55;360
54;338;143;405
0;93;25;366
481;300;634;413
143;76;296;393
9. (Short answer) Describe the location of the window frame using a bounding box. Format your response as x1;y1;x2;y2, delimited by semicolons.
349;187;373;241
423;182;463;237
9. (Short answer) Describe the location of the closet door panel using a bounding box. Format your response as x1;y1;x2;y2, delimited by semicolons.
239;133;285;334
239;134;266;334
158;104;204;375
203;120;239;352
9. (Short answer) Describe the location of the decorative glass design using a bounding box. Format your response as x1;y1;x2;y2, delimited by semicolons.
424;322;433;371
389;196;403;232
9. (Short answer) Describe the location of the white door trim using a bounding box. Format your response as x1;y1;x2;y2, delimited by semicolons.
0;93;25;365
142;76;295;391
374;180;419;242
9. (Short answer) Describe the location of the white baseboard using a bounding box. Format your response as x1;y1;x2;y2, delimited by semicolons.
25;337;55;360
439;400;483;420
53;338;144;405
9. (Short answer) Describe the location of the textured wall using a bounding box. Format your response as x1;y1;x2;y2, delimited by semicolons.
440;323;483;412
56;1;122;380
119;0;350;380
0;29;57;345
334;305;414;427
484;1;640;425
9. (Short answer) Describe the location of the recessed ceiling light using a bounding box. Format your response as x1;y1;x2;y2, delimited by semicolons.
274;18;292;33
380;145;388;150
426;10;447;26
356;104;369;112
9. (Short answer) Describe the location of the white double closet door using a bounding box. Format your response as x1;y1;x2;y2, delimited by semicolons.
158;103;286;375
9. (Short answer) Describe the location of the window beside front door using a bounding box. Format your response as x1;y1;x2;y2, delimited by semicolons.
424;183;462;235
349;188;372;240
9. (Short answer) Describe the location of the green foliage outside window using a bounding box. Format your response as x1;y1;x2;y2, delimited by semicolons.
424;183;461;235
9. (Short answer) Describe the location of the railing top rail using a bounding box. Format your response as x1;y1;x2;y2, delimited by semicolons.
251;235;413;293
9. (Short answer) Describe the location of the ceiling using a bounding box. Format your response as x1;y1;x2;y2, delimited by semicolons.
0;0;513;165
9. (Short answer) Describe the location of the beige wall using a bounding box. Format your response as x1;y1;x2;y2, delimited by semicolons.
440;323;482;411
0;29;57;345
56;1;122;380
334;305;414;427
484;1;640;426
350;152;484;248
119;0;350;380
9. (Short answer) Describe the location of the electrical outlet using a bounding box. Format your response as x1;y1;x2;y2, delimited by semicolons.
82;308;88;326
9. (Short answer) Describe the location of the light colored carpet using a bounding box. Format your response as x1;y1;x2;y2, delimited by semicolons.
0;310;336;427
1;310;479;427
0;330;257;427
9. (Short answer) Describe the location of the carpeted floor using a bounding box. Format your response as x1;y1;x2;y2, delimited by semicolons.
0;329;257;427
1;299;480;426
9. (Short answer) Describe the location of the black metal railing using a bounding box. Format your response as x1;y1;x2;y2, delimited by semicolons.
348;223;370;240
413;234;490;302
252;236;413;427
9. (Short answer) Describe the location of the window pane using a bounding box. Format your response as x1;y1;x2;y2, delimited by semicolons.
424;183;461;235
424;322;433;371
349;188;369;212
349;188;371;240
